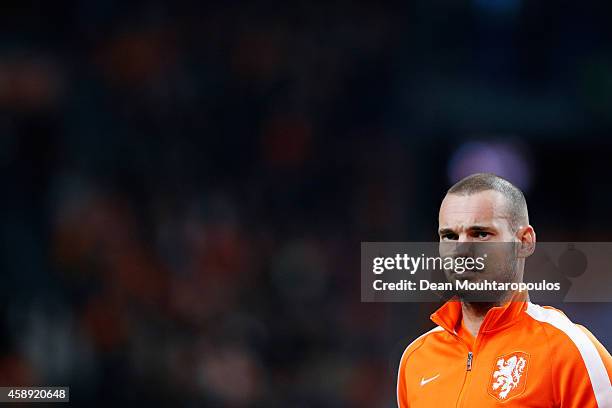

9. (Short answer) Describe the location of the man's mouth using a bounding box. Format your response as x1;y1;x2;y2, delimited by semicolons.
450;270;482;280
451;268;480;275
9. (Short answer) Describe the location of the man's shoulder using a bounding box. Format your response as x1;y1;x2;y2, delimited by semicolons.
524;303;612;405
524;303;589;340
524;302;611;363
399;326;446;363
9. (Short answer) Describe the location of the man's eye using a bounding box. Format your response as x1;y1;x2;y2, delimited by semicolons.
442;233;458;240
475;231;490;238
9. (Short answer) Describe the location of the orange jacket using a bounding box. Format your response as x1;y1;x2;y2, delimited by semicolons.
397;299;612;407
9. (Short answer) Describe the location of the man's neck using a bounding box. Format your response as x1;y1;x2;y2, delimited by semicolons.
460;302;494;338
460;290;529;337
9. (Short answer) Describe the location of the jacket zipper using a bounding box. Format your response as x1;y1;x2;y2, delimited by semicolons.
454;342;473;407
457;336;484;407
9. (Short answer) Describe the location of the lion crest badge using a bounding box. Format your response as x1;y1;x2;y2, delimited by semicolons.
488;351;529;402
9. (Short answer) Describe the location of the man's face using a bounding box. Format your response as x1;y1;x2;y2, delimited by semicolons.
438;190;520;301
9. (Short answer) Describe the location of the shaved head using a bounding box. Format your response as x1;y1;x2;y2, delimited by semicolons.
446;173;528;232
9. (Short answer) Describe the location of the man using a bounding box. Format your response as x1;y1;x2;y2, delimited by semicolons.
397;173;612;407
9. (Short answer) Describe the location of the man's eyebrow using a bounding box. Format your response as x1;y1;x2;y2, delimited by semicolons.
468;225;492;231
438;225;493;235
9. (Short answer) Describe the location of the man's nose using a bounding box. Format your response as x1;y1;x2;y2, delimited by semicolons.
440;239;475;258
453;240;475;257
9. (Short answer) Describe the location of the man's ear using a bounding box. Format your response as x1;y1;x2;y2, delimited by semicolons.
517;225;536;258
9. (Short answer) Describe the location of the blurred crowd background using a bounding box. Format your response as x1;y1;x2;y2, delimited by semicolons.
2;1;612;406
